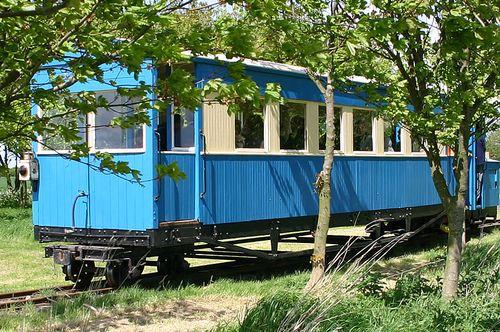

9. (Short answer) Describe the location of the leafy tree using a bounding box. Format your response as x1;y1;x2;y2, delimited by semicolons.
239;0;498;298
360;0;499;299
487;129;500;160
0;0;212;180
237;0;370;288
0;0;272;184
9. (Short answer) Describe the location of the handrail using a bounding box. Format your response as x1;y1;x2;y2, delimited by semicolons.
200;131;207;198
71;191;88;231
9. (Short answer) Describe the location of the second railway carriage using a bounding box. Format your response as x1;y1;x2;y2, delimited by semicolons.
24;56;500;287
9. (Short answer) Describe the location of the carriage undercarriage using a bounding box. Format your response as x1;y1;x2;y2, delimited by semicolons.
39;204;497;289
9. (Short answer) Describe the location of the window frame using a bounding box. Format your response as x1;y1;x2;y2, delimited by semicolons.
36;104;90;155
168;62;196;153
92;90;146;154
382;121;404;155
352;107;376;155
37;90;147;155
235;105;267;152
279;101;308;153
410;135;426;156
170;105;196;153
317;104;343;154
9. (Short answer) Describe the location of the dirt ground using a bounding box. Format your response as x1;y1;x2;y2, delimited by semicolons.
60;295;258;332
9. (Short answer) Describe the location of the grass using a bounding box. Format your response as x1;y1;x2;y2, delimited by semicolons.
0;207;498;331
0;267;309;330
0;177;8;190
0;208;70;292
217;231;500;332
0;176;19;190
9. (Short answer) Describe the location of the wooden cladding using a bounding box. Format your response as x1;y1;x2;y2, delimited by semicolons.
202;101;235;152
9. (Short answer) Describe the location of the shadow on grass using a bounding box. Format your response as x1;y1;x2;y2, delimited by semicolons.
58;296;245;332
135;232;451;292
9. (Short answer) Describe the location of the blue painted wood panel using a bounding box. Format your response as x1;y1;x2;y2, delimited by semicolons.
483;161;500;208
32;154;156;230
34;62;154;93
197;155;455;225
194;60;372;107
33;62;156;231
34;151;459;229
88;154;155;230
158;153;195;221
32;156;89;228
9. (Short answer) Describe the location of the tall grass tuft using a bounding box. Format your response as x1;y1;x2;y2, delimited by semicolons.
226;231;500;332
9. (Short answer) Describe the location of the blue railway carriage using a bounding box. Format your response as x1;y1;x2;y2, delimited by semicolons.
23;56;500;288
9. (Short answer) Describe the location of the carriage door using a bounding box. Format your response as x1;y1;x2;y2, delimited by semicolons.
482;165;499;209
86;89;155;231
71;157;92;229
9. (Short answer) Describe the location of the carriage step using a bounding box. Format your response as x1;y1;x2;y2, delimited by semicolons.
159;220;199;228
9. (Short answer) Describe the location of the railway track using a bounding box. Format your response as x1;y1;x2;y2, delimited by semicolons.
1;218;496;311
0;285;114;310
0;260;291;310
0;238;421;309
0;258;313;311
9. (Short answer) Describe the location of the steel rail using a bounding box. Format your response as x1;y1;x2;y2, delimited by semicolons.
0;286;114;310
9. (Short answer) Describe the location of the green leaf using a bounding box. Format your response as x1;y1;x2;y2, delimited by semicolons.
157;162;186;182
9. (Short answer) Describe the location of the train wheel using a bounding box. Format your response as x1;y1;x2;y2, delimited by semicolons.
129;259;145;280
157;254;189;275
63;261;95;290
105;261;129;288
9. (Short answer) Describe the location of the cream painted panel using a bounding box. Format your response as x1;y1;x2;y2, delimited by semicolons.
374;117;385;155
203;101;235;152
265;102;280;152
306;102;319;154
341;107;353;154
401;127;412;155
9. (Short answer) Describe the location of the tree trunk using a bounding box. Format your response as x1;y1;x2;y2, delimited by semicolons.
306;77;335;291
0;148;13;190
14;158;21;192
442;127;469;300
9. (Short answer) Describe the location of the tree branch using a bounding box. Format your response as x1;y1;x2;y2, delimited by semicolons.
306;68;326;94
0;1;70;19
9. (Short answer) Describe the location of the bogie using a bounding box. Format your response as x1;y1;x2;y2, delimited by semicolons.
157;254;190;275
63;260;95;290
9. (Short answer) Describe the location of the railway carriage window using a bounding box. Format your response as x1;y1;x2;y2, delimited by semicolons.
319;106;341;150
162;62;196;150
384;122;401;152
158;110;168;151
353;109;373;151
40;105;87;151
95;91;144;150
280;102;306;150
235;106;264;148
173;108;194;148
412;138;424;152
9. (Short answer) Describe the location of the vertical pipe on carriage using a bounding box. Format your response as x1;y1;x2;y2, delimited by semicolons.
194;81;204;221
469;128;477;211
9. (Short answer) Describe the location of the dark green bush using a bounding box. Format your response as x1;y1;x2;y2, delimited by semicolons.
357;271;385;296
0;189;31;208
